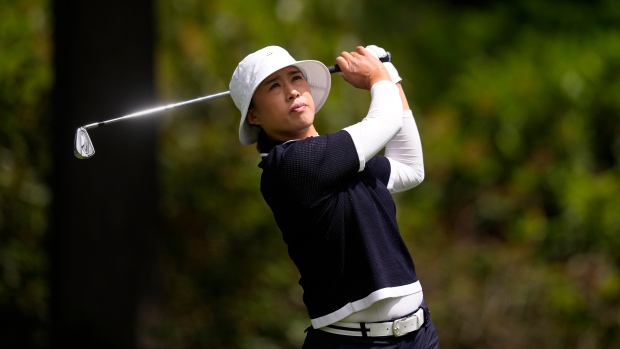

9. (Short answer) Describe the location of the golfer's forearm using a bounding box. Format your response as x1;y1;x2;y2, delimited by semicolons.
385;111;425;192
384;83;424;192
398;83;410;111
343;81;403;171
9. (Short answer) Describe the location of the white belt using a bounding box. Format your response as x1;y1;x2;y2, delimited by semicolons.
318;307;425;337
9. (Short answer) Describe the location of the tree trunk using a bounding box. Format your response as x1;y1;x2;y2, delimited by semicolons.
51;1;160;348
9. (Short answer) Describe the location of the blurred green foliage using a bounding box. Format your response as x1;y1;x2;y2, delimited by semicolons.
155;0;620;348
1;0;619;348
0;0;52;347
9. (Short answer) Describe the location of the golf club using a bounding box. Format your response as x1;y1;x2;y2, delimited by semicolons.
74;53;392;159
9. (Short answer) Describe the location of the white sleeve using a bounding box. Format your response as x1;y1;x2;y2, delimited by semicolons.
385;110;424;193
343;80;403;172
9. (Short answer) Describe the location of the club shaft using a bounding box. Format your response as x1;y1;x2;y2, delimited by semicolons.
82;90;232;130
80;53;392;130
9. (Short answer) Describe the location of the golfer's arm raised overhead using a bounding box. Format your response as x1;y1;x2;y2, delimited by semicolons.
343;80;403;171
385;110;425;192
342;45;424;191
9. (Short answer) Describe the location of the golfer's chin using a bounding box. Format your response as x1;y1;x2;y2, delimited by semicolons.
284;121;317;140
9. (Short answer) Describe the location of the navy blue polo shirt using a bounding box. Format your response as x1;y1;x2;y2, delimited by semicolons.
258;130;419;328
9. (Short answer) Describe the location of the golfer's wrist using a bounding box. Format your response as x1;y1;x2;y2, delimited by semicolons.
367;67;391;89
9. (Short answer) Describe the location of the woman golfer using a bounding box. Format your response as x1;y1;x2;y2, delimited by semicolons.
229;45;439;348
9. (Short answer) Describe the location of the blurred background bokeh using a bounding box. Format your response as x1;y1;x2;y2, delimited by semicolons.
1;0;619;348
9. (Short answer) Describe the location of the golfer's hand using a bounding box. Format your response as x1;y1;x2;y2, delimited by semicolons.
365;45;402;84
336;46;391;90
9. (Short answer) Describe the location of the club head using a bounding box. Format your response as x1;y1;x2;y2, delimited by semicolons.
74;127;95;159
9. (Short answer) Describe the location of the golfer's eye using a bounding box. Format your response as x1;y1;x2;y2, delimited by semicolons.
292;75;304;81
269;82;281;90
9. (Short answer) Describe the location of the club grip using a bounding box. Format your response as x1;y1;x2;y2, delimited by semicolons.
328;52;392;74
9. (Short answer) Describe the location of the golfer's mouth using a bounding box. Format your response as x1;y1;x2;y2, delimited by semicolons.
290;102;307;113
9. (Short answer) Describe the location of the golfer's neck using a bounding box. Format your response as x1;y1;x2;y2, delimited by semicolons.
269;125;318;142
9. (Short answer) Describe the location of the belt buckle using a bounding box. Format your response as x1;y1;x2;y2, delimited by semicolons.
391;310;421;337
392;317;405;337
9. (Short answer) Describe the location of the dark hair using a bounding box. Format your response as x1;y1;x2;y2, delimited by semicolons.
255;126;265;153
256;127;285;154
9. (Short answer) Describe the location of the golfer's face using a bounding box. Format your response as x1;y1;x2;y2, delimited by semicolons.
247;66;316;141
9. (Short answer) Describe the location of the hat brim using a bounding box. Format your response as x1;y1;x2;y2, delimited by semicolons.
238;60;331;145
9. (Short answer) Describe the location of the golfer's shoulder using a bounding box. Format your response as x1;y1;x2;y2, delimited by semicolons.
289;130;355;155
261;131;357;173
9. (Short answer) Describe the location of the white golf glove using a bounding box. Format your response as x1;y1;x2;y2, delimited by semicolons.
365;45;402;84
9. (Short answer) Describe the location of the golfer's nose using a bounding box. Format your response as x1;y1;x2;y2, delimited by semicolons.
287;88;301;100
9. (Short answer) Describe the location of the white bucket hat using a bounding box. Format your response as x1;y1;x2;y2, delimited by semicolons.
230;46;331;145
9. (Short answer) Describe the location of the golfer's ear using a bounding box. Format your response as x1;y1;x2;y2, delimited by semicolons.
247;109;261;125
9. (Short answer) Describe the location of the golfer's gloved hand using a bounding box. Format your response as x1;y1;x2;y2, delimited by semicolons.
365;45;401;84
